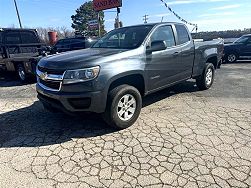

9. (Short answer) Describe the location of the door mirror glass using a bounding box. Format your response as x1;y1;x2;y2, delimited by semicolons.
150;40;167;52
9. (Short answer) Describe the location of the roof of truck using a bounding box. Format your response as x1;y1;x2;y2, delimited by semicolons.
243;34;251;37
116;22;184;29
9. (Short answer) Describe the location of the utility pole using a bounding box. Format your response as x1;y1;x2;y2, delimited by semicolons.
143;15;149;24
13;0;23;28
98;12;101;37
115;8;122;29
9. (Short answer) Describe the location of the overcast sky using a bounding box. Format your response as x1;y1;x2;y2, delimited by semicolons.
0;0;250;32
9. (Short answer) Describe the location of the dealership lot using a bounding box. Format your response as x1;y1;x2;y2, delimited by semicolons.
0;63;251;187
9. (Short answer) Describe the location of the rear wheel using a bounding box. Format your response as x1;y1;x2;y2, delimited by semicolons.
196;63;215;90
17;64;27;82
103;85;142;130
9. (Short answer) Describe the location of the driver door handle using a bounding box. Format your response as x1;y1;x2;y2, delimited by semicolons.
173;52;180;56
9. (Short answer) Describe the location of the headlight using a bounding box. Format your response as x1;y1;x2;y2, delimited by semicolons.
63;66;100;84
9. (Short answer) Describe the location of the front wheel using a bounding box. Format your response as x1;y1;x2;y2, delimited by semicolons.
226;53;238;63
103;85;142;130
196;63;215;90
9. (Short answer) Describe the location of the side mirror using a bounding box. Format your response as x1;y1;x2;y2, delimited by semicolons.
148;40;167;53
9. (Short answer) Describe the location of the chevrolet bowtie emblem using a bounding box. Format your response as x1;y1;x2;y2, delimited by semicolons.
40;72;48;81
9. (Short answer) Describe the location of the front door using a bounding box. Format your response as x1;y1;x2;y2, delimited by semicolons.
146;25;182;91
240;37;251;57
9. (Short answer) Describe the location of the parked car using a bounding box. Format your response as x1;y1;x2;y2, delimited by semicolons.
51;37;98;53
0;28;47;82
224;34;251;63
36;22;224;129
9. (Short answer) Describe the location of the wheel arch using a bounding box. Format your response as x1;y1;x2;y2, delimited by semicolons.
206;56;218;69
107;72;146;96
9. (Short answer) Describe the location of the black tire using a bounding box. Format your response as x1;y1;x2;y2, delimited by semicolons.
225;52;238;63
16;64;28;82
196;63;215;90
103;85;142;130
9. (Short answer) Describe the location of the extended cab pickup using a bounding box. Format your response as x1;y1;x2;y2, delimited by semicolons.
224;34;251;63
0;28;47;81
36;23;224;129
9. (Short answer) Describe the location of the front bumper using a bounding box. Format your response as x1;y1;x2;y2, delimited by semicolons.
36;83;107;113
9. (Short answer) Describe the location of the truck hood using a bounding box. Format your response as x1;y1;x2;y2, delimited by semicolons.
224;43;235;47
224;43;241;47
38;48;129;70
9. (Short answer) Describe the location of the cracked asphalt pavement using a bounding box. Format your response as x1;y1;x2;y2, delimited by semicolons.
0;63;251;188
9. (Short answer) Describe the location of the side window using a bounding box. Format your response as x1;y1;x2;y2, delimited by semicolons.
20;31;39;44
109;33;125;40
63;39;72;45
246;37;251;45
175;24;190;45
151;25;175;47
5;31;21;44
56;40;63;45
0;32;2;43
0;33;2;55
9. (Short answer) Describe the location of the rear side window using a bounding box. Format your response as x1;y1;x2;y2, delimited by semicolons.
5;31;21;44
71;39;85;43
56;40;64;45
151;25;175;47
247;37;251;45
60;39;72;45
20;31;39;44
175;24;190;45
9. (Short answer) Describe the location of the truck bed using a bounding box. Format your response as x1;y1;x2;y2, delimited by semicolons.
193;39;224;77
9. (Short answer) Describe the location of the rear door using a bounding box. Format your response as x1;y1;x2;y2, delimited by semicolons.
174;24;195;79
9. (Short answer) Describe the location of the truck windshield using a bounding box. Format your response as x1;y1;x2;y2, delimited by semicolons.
234;36;249;44
92;26;153;49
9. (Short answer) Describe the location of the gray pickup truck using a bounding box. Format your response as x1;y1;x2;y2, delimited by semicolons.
36;22;224;129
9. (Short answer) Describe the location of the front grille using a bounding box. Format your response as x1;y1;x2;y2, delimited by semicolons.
38;66;65;75
39;78;61;91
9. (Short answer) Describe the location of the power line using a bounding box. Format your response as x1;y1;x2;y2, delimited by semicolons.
160;0;198;32
143;15;149;24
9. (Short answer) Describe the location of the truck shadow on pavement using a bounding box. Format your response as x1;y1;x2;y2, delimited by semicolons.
0;71;36;87
0;80;199;148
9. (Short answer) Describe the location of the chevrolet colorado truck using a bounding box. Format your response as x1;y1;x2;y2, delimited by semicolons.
36;23;224;129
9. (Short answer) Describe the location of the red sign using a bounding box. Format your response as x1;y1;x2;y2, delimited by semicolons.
88;20;99;30
93;0;122;11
